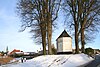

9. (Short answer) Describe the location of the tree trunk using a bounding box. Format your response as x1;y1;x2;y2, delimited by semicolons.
40;1;47;55
47;13;52;54
42;37;46;55
45;0;52;55
81;27;85;53
75;24;79;54
41;23;46;55
47;18;52;55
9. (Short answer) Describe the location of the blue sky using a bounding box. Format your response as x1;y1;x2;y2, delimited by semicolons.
0;0;100;52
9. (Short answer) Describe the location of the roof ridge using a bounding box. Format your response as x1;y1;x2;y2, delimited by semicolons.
57;30;71;39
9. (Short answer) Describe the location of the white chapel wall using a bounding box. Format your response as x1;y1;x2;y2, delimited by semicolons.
63;37;72;52
57;38;63;52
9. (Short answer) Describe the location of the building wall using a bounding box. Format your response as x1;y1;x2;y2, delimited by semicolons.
57;37;72;52
63;37;72;52
57;38;63;52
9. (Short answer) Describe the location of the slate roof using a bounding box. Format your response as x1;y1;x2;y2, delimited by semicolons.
57;30;71;40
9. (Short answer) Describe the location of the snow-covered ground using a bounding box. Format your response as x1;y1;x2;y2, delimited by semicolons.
0;54;93;67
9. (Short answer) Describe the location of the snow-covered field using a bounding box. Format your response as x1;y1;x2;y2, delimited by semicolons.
0;54;93;67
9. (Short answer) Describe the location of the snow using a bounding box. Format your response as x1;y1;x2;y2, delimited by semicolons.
0;54;93;67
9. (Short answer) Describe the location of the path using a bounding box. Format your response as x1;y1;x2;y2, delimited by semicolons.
85;54;100;67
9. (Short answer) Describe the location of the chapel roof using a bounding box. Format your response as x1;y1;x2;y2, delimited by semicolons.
57;30;71;39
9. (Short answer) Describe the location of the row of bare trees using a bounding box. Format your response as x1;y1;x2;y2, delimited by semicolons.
17;0;61;55
17;0;100;54
63;0;100;53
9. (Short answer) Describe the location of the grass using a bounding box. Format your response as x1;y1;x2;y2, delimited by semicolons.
0;56;13;65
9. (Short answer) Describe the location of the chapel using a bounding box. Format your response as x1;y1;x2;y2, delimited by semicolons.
56;30;72;54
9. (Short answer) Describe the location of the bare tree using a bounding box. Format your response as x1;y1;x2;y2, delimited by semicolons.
17;0;61;55
45;0;61;54
63;0;80;53
78;0;100;53
17;0;47;54
63;0;100;53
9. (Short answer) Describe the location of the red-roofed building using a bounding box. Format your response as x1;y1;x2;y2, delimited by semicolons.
9;49;23;55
